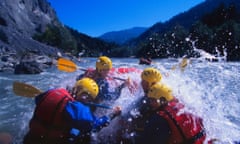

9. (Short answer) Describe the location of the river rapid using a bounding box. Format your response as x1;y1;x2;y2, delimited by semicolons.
0;58;239;144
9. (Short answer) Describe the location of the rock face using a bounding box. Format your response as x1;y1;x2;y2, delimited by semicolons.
0;0;61;57
14;53;54;74
0;0;63;73
1;0;56;36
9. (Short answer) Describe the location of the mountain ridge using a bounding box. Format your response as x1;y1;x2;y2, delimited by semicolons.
133;0;240;44
118;0;240;61
98;27;147;44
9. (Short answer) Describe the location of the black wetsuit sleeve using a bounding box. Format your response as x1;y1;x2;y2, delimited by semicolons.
139;113;171;144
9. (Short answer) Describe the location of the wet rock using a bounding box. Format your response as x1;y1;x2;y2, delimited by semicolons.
14;61;43;74
13;53;54;74
139;57;152;65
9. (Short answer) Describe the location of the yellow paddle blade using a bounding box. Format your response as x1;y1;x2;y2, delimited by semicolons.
57;58;78;72
171;58;188;71
180;58;188;68
180;58;188;72
13;81;42;98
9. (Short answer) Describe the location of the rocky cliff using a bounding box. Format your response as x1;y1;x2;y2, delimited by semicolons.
0;0;61;57
0;0;67;73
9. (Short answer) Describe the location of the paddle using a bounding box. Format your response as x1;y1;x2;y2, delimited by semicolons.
12;81;113;109
57;58;125;81
57;58;86;72
13;81;42;97
84;102;112;109
171;58;188;72
57;58;139;93
179;58;188;72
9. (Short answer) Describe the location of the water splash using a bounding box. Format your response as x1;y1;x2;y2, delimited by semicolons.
156;60;240;143
0;58;239;143
185;37;227;62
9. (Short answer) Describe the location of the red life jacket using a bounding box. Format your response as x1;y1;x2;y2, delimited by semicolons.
83;68;96;78
110;67;142;74
158;99;206;144
83;67;141;82
108;67;142;81
28;88;74;139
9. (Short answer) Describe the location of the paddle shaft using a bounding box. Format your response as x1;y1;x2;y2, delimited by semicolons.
84;102;112;109
112;76;125;81
13;81;113;110
77;67;125;81
57;58;125;81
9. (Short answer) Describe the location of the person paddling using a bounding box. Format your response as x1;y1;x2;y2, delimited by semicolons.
117;68;206;144
76;56;136;103
133;83;207;144
110;67;162;143
23;77;121;144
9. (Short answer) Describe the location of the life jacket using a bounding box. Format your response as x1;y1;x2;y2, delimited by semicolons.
158;99;206;144
108;67;142;82
28;88;74;139
110;67;142;74
83;68;96;78
83;67;141;84
83;67;141;98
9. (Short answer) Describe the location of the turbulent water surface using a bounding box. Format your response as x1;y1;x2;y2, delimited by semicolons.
0;58;240;144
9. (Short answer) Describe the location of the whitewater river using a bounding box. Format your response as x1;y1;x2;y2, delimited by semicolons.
0;58;239;144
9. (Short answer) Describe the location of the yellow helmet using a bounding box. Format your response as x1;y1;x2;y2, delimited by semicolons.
96;56;112;71
147;83;173;101
141;68;162;85
74;78;99;99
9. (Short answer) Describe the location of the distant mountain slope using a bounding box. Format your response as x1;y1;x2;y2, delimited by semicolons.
117;0;240;61
99;27;147;44
134;0;240;43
